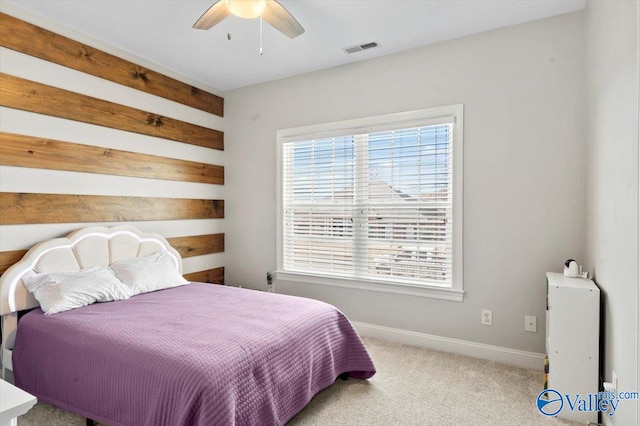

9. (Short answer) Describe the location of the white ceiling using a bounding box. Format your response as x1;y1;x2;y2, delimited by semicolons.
3;0;586;92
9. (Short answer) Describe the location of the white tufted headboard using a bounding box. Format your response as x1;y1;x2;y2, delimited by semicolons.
0;225;182;316
0;226;182;375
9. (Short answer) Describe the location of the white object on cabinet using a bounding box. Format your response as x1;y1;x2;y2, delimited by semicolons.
545;272;600;424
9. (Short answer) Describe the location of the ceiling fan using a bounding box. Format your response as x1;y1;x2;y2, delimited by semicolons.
193;0;305;39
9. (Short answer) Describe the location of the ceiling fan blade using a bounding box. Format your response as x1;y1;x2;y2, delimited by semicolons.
262;0;304;38
193;1;230;30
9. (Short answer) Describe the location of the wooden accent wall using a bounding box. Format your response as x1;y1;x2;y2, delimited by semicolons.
0;13;226;284
0;74;224;150
0;12;224;117
0;234;225;275
168;234;225;258
0;132;224;184
184;268;225;285
0;251;24;276
0;193;224;225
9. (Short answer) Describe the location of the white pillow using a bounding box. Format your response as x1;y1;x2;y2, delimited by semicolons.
23;267;132;315
109;250;188;296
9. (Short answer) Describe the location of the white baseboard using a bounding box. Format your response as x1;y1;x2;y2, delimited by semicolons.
353;321;545;371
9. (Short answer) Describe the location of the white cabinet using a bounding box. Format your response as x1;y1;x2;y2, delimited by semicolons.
545;272;600;424
0;380;36;426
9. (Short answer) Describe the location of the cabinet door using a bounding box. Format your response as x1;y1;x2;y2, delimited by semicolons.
547;284;599;423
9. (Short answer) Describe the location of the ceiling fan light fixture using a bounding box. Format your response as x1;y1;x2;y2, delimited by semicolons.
194;0;304;39
225;0;267;19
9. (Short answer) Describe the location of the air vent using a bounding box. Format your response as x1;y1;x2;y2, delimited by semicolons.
343;41;379;54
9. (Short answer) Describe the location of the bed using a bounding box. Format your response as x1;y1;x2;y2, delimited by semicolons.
0;226;375;425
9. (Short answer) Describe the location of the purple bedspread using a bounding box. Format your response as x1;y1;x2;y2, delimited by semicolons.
13;283;375;425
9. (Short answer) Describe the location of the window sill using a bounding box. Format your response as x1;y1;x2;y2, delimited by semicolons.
274;271;464;302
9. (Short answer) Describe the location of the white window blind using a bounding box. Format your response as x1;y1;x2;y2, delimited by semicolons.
281;115;457;288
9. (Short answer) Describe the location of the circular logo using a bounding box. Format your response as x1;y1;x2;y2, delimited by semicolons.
537;389;563;416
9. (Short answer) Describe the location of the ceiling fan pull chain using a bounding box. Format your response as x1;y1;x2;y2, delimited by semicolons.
259;16;264;55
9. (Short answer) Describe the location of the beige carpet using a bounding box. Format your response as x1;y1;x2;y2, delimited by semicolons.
17;337;578;426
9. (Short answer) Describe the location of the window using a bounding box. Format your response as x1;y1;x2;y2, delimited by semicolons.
276;105;463;301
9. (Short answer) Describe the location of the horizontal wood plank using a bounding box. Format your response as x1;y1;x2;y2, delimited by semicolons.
167;234;224;258
0;250;26;276
0;193;224;225
184;267;225;285
0;13;224;117
0;234;224;275
0;132;224;185
0;73;223;150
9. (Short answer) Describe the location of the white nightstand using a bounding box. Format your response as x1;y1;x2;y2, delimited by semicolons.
545;272;599;423
0;380;36;426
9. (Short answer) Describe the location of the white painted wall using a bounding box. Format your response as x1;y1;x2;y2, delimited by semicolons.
584;1;639;425
0;5;226;276
225;12;585;354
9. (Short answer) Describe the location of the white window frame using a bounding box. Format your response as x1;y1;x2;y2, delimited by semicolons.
276;105;464;302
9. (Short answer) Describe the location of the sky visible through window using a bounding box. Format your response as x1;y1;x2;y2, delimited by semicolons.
283;122;454;285
291;124;451;202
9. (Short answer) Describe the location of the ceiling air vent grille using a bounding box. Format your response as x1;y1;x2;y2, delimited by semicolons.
343;42;379;54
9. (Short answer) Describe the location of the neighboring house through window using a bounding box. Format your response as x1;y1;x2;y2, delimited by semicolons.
276;105;463;301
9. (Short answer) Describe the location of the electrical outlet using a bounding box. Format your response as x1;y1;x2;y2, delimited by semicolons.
481;309;492;326
525;315;537;332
